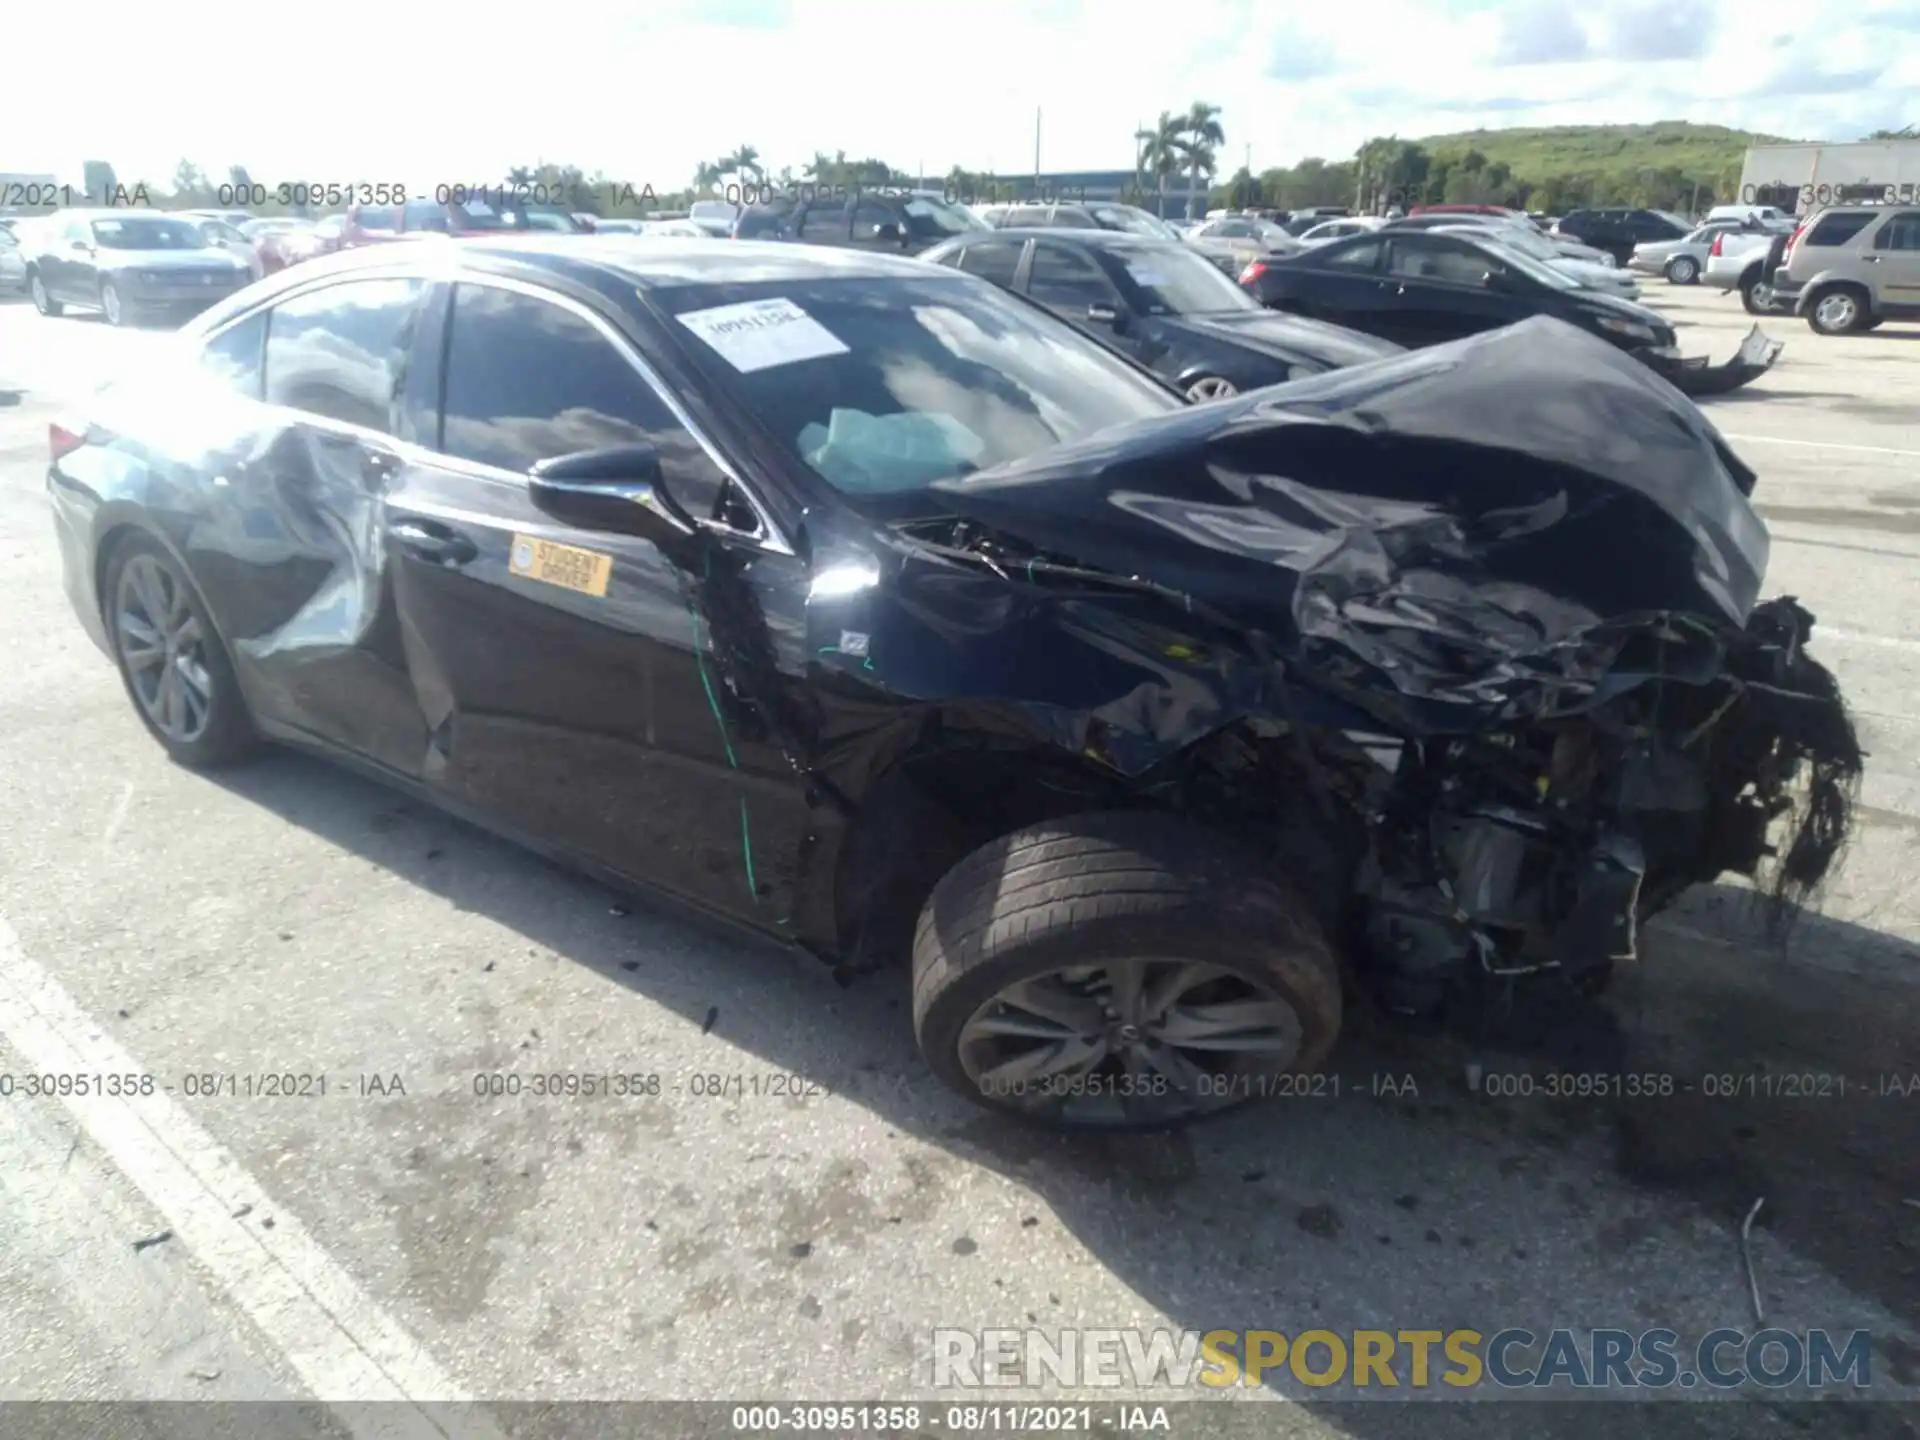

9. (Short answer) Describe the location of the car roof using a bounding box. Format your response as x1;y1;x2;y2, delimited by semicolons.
951;228;1178;250
285;234;946;289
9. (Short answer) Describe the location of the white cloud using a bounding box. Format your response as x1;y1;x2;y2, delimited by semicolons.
9;0;1918;189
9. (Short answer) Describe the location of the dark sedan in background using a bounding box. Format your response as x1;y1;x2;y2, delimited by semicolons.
922;229;1400;399
1240;227;1781;396
731;189;987;252
26;210;253;325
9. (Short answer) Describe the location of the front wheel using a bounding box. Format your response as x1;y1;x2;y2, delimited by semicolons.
1184;375;1238;402
1807;285;1867;335
29;271;62;316
1666;255;1699;285
912;811;1343;1129
105;535;259;768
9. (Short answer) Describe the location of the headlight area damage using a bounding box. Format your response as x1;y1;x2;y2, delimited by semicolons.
792;317;1861;1031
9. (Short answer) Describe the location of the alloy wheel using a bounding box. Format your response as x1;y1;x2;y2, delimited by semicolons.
956;958;1305;1125
1185;376;1238;402
114;553;215;743
1668;257;1698;284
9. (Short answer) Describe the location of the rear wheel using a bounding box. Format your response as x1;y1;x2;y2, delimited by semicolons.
1740;270;1775;314
1807;285;1867;336
28;270;62;317
105;535;259;768
912;811;1342;1129
1666;255;1699;285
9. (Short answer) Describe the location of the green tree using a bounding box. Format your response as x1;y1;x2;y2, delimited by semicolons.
82;160;119;204
507;165;536;186
1178;101;1225;219
171;160;210;203
1135;112;1184;215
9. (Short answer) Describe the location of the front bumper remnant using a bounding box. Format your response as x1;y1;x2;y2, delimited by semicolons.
1642;324;1784;397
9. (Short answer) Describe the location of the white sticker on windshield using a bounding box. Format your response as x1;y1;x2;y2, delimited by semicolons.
1125;265;1169;286
675;297;850;373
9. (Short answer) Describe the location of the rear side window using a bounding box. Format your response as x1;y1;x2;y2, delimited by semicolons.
1872;212;1920;251
200;311;268;397
264;278;426;432
1805;211;1876;246
436;283;727;514
1318;237;1384;271
957;240;1024;286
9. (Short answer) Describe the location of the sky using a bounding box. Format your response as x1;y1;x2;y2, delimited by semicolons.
10;0;1920;192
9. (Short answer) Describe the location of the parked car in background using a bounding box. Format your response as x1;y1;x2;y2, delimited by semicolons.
1630;219;1779;285
1706;204;1792;228
342;196;541;247
1408;203;1529;222
509;206;592;233
184;216;259;276
1281;206;1350;235
1416;221;1640;299
264;215;347;271
1553;208;1690;265
0;224;27;292
686;199;739;237
571;212;600;231
1239;226;1780;395
1769;204;1920;334
590;218;644;234
1703;228;1790;313
982;202;1183;238
728;190;986;253
1388;211;1616;267
1297;216;1386;245
182;208;257;231
1185;215;1303;275
238;218;310;277
640;219;710;237
921;228;1400;399
25;210;251;325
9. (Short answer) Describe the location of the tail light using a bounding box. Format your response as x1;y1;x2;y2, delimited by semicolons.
49;420;85;463
1240;259;1267;284
1784;221;1808;265
1709;232;1724;257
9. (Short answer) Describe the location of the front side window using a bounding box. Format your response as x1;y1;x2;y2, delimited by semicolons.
200;311;268;398
1112;244;1257;314
659;275;1180;502
437;284;728;515
263;278;426;432
1025;244;1121;309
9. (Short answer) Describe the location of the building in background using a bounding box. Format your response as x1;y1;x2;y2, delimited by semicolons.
947;169;1205;216
1738;141;1920;212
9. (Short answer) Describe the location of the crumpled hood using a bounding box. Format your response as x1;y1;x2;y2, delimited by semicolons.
919;316;1770;732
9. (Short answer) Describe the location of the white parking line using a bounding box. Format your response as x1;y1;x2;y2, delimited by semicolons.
1722;433;1920;458
0;913;509;1440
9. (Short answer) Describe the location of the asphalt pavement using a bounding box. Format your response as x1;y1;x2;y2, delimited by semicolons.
2;285;1919;1440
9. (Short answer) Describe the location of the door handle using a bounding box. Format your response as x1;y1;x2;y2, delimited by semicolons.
1864;255;1883;263
391;520;477;567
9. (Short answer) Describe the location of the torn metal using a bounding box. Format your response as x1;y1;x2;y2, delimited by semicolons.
1645;323;1785;398
794;317;1858;1009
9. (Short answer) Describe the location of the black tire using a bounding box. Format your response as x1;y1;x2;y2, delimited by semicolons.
911;810;1343;1129
1739;269;1774;315
1665;255;1699;285
103;533;259;768
1806;284;1869;336
1861;317;1886;332
28;269;62;317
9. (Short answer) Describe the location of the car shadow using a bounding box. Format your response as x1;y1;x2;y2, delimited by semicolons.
200;750;1919;1433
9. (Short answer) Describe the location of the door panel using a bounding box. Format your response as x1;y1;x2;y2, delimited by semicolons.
1378;237;1523;346
389;279;812;925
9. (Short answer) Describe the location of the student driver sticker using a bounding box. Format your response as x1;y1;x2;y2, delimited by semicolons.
508;534;613;597
675;297;851;373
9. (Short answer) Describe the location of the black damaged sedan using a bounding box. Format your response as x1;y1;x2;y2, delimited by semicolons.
49;238;1858;1128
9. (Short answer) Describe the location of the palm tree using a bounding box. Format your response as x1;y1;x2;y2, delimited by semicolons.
722;146;764;183
507;165;535;187
692;160;724;193
1135;113;1184;217
1179;102;1225;219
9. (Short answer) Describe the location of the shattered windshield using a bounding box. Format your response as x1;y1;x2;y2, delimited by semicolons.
659;276;1179;498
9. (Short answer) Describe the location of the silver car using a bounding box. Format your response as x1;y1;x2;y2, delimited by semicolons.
1632;219;1789;286
0;223;26;291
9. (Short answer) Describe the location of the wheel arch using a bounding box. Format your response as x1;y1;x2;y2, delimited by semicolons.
91;517;230;654
1796;275;1875;317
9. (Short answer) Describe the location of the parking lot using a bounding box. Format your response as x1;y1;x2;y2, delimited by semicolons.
2;284;1920;1437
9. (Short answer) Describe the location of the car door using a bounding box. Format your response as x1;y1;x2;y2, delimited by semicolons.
944;236;1028;294
383;277;810;923
1376;234;1525;346
173;276;439;775
52;219;93;302
1276;234;1390;331
1868;211;1920;312
1020;240;1153;364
